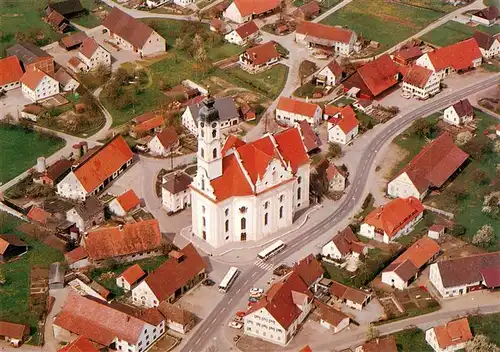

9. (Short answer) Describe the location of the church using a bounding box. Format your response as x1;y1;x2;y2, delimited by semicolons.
190;97;311;248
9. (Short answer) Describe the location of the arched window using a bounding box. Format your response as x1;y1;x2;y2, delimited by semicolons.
213;148;217;158
297;187;301;200
241;217;246;230
201;148;205;158
212;129;217;138
202;217;206;227
225;208;229;216
201;178;205;191
264;201;269;209
225;219;229;232
201;129;205;138
279;195;284;202
298;176;302;184
279;206;283;219
264;213;268;226
202;205;206;213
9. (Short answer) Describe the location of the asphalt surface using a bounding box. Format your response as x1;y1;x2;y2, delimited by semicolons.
180;74;500;352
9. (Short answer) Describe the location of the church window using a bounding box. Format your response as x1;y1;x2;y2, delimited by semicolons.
212;129;217;138
213;148;217;158
241;217;246;230
225;208;229;216
264;213;268;226
264;201;269;209
297;188;301;200
279;195;284;202
298;176;302;184
201;148;205;158
279;206;283;219
239;206;247;214
202;217;206;227
225;220;229;232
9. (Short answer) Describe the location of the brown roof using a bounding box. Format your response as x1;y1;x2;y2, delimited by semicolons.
394;46;423;61
436;251;500;288
71;196;104;221
314;300;349;327
361;336;398;352
316;158;345;182
154;127;179;149
473;6;499;21
89;281;111;299
329;280;370;305
292;254;323;287
45;158;72;182
54;68;76;87
296;21;354;44
294;1;320;18
330;226;365;256
244;41;280;66
356;54;399;97
68;56;84;69
480;267;500;288
403;65;433;88
0;321;29;340
324;59;343;79
235;20;259;39
59;31;88;49
383;259;418;282
157;302;195;326
433;318;472;349
451;99;473;118
429;224;445;232
102;7;155;49
47;10;66;27
79;37;102;60
395;132;469;193
119;264;146;285
84;220;162;261
22;104;44;115
297;120;320;152
58;336;100;352
163;172;193;194
473;31;498;50
133;111;158;124
143;243;206;301
0;56;24;86
0;234;28;255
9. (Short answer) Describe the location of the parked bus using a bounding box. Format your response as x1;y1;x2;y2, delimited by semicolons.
257;240;286;260
219;267;239;293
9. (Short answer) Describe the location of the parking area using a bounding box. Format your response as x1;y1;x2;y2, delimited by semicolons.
338;298;385;326
0;89;32;120
176;283;224;321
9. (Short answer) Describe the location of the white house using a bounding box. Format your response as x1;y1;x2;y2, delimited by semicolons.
443;99;474;126
471;6;499;27
53;67;80;91
473;31;500;59
147;127;180;156
329;280;371;311
161;172;192;213
182;96;239;135
77;37;111;72
402;65;440;100
322;226;366;260
0;56;23;92
295;21;357;56
239;41;281;73
359;197;424;243
244;272;313;345
65;196;105;232
225;20;259;45
315;301;350;333
20;67;60;102
223;0;281;24
425;318;473;352
116;264;146;291
276;96;322;127
108;189;142;217
428;224;445;240
315;159;346;192
315;60;343;86
326;105;359;145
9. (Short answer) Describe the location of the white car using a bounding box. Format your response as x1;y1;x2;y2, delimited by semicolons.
229;321;243;329
249;287;264;295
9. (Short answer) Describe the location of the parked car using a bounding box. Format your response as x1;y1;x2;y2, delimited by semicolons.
202;278;215;286
248;296;259;303
135;145;149;152
229;321;243;329
249;287;264;295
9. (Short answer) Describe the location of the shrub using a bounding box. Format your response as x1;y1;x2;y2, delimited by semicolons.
472;224;494;247
456;131;473;146
451;224;466;237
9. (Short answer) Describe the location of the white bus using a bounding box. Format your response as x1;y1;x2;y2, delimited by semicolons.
219;267;239;293
258;240;286;260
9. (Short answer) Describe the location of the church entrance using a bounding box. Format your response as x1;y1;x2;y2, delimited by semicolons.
240;232;246;241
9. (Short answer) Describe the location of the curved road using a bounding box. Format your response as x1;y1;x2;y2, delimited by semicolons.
181;74;500;352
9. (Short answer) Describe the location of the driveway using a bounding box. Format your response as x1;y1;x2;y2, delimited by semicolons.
0;89;32;119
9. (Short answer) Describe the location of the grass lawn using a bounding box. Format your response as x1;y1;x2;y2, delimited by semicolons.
71;0;110;29
0;124;66;184
420;21;500;47
320;0;457;51
469;313;500;346
294;0;341;10
0;214;64;343
294;81;321;98
393;328;434;352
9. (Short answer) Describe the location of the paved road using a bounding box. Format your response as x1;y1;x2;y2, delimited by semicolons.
312;0;353;23
180;74;500;352
100;0;199;21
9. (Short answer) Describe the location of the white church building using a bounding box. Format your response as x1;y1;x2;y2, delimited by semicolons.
190;97;311;248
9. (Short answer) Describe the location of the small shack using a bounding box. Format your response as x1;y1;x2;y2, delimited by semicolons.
428;224;445;240
0;234;28;262
49;262;66;290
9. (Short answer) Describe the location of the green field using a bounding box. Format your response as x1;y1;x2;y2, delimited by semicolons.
320;0;458;51
421;21;500;47
71;0;109;29
393;328;434;352
0;124;66;184
469;313;500;346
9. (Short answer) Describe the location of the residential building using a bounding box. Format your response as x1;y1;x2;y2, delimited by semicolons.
360;197;424;243
293;1;320;20
240;102;257;122
157;302;196;334
0;56;23;92
322;226;366;260
415;38;482;79
45;0;86;18
223;0;281;23
102;7;166;57
148;127;180;156
6;42;55;75
225;21;259;45
425;318;472;352
352;99;373;114
65;196;105;232
108;189;142;217
393;46;423;66
315;60;343;86
131;243;206;307
239;41;281;73
182;96;239;135
296;120;320;153
471;6;499;26
21;104;44;121
292;254;324;291
20;67;60;102
329;280;371;310
210;19;228;34
428;251;500;297
355;336;398;352
443;99;474;126
64;246;90;269
295;21;357;56
57;135;134;201
53;292;165;352
161;172;193;213
0;321;29;347
0;234;28;262
68;37;111;73
473;31;500;59
314;159;346;192
402;65;440;100
59;31;88;51
326;105;359;145
46;10;70;33
428;224;445;240
130;114;164;139
146;0;170;8
34;158;72;187
244;272;313;345
381;237;440;290
190;97;310;248
276;96;322;127
53;68;80;92
117;264;146;291
58;336;100;352
315;300;350;332
387;133;469;199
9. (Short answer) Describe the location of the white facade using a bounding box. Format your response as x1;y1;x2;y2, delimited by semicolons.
416;53;482;80
146;0;169;8
328;173;346;192
225;29;259;46
276;106;322;127
402;71;440;100
425;327;467;352
60;77;80;92
295;32;357;56
320;316;350;333
116;275;136;291
381;270;410;290
0;80;20;92
161;186;191;213
471;14;497;26
428;263;472;298
21;75;60;102
387;172;424;200
108;31;166;57
327;123;358;145
316;66;340;86
182;108;239;135
443;105;474;126
359;212;423;243
322;240;364;260
147;135;179;156
479;38;500;58
108;198;128;217
223;2;251;24
132;281;162;308
78;45;111;72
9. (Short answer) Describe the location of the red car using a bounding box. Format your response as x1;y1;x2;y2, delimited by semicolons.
236;311;246;318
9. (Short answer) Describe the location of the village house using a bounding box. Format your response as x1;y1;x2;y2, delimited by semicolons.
315;60;343;87
131;243;207;307
471;6;499;26
360;197;424;243
68;37;111;73
276;96;322;126
381;237;440;290
392;46;423;66
239;41;281;73
473;31;500;59
425;318;473;352
225;20;260;46
0;321;30;347
21;104;44;121
7;42;55;75
429;251;500;298
326;105;359;145
53;292;165;352
428;224;446;240
352;99;373;114
240;102;257;122
57;135;134;201
293;1;320;21
116;264;146;291
102;7;166;57
223;0;281;24
314;300;350;333
415;38;482;80
33;158;72;187
355;336;398;352
20;66;60;102
0;234;28;262
315;159;346;192
66;196;105;232
0;56;23;92
64;246;89;269
45;0;86;19
46;10;70;33
296;120;320;153
58;336;100;352
130;113;164;139
157;302;196;334
295;21;357;56
27;206;74;237
148;127;180;156
59;31;88;51
322;226;367;260
108;189;142;217
292;254;324;291
329;280;371;310
53;68;80;92
402;64;440;100
443;99;474;126
244;271;313;345
162;171;193;213
147;0;193;8
209;19;228;34
182;96;240;135
387;132;469;199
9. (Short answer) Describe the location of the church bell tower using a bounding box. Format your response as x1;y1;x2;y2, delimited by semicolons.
197;96;222;180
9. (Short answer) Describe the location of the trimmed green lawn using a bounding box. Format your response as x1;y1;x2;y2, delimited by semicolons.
394;328;434;352
469;313;500;346
421;21;500;47
71;0;109;29
0;124;66;184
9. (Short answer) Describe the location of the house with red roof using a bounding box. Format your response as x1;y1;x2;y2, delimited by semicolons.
402;64;440;100
329;280;372;310
326;105;359;145
223;0;281;24
295;21;357;56
130;114;164;139
314;300;350;332
276;96;322;127
239;41;281;73
20;66;60;102
147;127;180;156
117;264;146;291
58;336;100;352
0;56;23;92
315;59;343;86
425;318;472;352
67;37;111;73
387;133;469;200
293;1;320;21
393;45;423;66
296;120;320;153
355;336;398;352
57;135;134;201
65;196;105;233
0;321;30;347
443;99;474;126
360;197;424;243
108;189;142;217
225;20;260;45
415;38;482;80
243;271;314;345
322;226;367;260
291;254;324;291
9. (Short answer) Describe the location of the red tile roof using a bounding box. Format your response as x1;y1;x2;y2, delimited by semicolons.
327;105;359;134
102;7;155;49
67;56;84;69
361;336;398;352
394;46;423;61
27;206;51;225
325;59;343;78
79;37;101;59
292;254;323;287
273;127;310;173
451;99;473;118
64;246;89;265
403;65;433;88
364;197;424;238
395;132;469;193
480;267;500;288
73;135;134;192
296;21;354;44
433;318;472;349
45;158;72;182
143;243;206;301
314;299;349;327
84;219;162;261
0;321;29;340
297;120;320;152
244;41;280;66
429;224;445;232
58;336;100;352
222;135;246;156
133;111;159;124
208;153;254;201
425;38;482;72
235;20;259;39
115;189;141;213
20;67;51;91
356;54;399;97
120;264;146;286
330;226;365;256
0;56;23;86
132;115;164;133
154;127;179;149
277;96;320;118
59;31;88;49
324;105;342;117
299;345;313;352
329;280;370;305
393;237;440;269
233;0;281;16
295;1;320;18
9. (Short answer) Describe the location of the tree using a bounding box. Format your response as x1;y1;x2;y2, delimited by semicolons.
472;224;494;247
0;268;6;285
410;118;433;138
482;191;500;218
466;334;500;352
464;138;494;161
194;46;207;63
309;162;330;203
495;140;500;153
472;169;489;185
447;185;469;202
193;33;204;50
326;142;342;159
456;131;473;146
174;37;186;51
451;224;466;237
